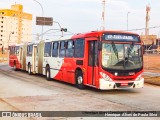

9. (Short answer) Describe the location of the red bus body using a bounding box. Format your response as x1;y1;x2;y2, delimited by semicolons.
9;46;21;69
9;44;27;70
9;31;144;90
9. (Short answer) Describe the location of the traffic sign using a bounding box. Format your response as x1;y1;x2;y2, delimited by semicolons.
36;17;53;26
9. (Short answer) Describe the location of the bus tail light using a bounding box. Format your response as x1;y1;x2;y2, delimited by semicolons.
135;74;142;81
100;72;112;81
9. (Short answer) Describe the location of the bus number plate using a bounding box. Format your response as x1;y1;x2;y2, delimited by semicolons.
121;83;128;86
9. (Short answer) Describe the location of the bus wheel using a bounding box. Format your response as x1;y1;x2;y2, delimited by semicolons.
46;67;51;81
28;64;32;75
76;71;85;89
13;63;17;71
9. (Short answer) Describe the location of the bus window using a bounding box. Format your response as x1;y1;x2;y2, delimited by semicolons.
66;40;74;57
59;41;65;57
15;46;19;55
36;44;38;56
88;41;98;66
44;42;51;57
52;42;59;57
13;47;15;55
74;39;84;58
9;46;15;55
27;45;33;56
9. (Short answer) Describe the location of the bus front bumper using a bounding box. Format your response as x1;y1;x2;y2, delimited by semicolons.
99;78;144;90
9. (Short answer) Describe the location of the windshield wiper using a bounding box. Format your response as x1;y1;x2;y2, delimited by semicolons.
124;42;135;68
127;42;135;58
111;42;119;62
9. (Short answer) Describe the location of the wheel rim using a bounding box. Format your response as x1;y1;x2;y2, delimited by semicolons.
77;76;83;84
28;67;30;73
46;70;49;78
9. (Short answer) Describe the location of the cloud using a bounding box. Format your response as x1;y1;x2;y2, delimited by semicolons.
67;0;98;3
107;0;130;11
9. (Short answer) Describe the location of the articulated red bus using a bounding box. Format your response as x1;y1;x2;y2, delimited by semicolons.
9;43;27;70
9;31;144;90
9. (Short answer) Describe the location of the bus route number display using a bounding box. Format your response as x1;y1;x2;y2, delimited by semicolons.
104;34;139;42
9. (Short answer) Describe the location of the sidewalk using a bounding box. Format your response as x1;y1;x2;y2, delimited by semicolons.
143;72;160;77
143;72;160;86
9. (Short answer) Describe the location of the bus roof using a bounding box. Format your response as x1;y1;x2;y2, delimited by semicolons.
71;30;140;39
43;35;73;42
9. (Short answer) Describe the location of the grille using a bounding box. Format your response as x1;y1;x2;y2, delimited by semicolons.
114;78;134;81
111;72;131;76
116;82;134;88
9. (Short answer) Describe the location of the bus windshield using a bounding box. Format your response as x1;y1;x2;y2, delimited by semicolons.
102;42;143;70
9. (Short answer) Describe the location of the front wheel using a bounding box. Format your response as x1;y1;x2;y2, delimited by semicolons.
76;71;85;89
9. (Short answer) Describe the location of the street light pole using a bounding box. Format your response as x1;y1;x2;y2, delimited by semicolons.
53;21;63;37
8;32;14;49
127;12;130;31
33;0;44;40
7;32;14;61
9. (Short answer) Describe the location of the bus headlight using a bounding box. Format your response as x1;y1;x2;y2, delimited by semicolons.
100;72;112;81
135;74;142;81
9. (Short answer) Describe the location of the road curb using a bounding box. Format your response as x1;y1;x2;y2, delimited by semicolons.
143;72;160;86
144;79;160;86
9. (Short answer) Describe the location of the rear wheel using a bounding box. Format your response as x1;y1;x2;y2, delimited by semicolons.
13;62;17;71
28;64;32;75
76;71;85;89
46;67;51;81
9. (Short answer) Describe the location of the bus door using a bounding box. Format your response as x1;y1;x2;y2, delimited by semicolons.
87;40;98;86
32;45;37;74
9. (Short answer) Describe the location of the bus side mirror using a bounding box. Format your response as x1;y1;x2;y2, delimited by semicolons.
142;45;145;54
142;41;145;54
98;41;102;50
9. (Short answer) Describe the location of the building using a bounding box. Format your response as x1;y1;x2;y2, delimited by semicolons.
140;35;157;45
0;4;32;49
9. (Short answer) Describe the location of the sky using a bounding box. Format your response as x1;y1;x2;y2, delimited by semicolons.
0;0;160;39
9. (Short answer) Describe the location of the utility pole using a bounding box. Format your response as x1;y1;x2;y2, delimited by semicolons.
145;5;150;36
145;5;151;51
102;0;106;30
127;12;130;31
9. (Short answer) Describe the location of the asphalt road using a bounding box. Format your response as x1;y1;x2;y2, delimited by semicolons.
0;64;160;120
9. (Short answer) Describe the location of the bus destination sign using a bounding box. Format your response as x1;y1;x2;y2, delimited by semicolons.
103;34;140;42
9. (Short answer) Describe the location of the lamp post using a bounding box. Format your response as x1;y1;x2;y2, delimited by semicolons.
53;21;64;37
127;12;130;31
38;21;65;37
7;32;14;61
8;32;14;49
33;0;44;40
